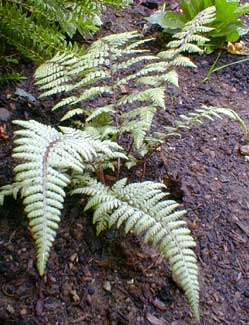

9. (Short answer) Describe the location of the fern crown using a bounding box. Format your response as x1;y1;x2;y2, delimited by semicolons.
1;6;247;322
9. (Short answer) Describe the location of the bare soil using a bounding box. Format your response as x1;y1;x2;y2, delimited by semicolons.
0;1;249;324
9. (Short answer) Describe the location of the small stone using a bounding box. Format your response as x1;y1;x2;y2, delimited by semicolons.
70;289;80;302
152;298;167;311
240;145;249;156
200;60;208;66
146;313;165;325
87;287;95;295
20;308;28;316
103;281;111;292
244;288;249;298
7;305;15;314
231;87;237;93
70;253;78;263
15;88;37;102
0;108;11;122
142;0;158;9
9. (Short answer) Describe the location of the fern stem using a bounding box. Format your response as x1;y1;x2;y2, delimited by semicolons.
106;42;122;179
97;163;106;185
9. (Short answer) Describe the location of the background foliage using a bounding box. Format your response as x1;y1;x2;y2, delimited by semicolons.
0;0;131;62
147;0;249;51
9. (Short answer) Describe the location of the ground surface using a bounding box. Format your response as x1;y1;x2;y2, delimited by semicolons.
0;1;249;324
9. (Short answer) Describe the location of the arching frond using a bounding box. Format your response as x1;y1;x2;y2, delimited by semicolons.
86;105;115;123
163;106;247;138
72;177;199;320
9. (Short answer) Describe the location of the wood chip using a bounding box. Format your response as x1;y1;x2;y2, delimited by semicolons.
240;145;249;156
146;313;166;325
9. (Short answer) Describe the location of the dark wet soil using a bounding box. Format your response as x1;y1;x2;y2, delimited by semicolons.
0;1;249;324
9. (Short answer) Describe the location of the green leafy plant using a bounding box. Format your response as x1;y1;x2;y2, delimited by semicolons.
0;0;130;62
0;47;26;84
0;57;26;84
147;0;249;50
0;7;247;321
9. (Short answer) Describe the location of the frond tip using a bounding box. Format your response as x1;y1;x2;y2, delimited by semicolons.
72;178;200;320
164;105;247;138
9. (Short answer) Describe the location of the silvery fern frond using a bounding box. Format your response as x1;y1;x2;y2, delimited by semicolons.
72;177;200;320
0;120;125;276
163;106;247;138
159;6;216;61
34;11;215;154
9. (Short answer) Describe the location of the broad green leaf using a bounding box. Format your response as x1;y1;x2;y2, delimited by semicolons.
147;11;185;33
215;0;239;22
226;30;240;42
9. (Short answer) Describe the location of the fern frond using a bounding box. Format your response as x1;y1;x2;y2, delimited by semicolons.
138;70;179;87
125;38;154;50
35;52;78;90
120;106;156;148
72;178;199;320
0;2;78;62
163;106;247;138
61;108;85;122
1;119;126;276
118;87;165;109
49;96;77;111
0;182;22;205
86;105;115;123
100;31;142;47
0;0;131;61
113;55;158;72
74;86;112;104
34;11;217;158
159;6;216;62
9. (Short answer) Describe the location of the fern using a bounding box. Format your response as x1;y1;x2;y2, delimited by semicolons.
158;6;215;62
72;177;199;320
0;1;77;62
160;105;247;139
34;6;246;156
0;0;130;62
1;7;247;322
0;120;125;275
35;8;217;154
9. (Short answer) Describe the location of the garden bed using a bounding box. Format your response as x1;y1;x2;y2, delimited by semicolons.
0;1;248;324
